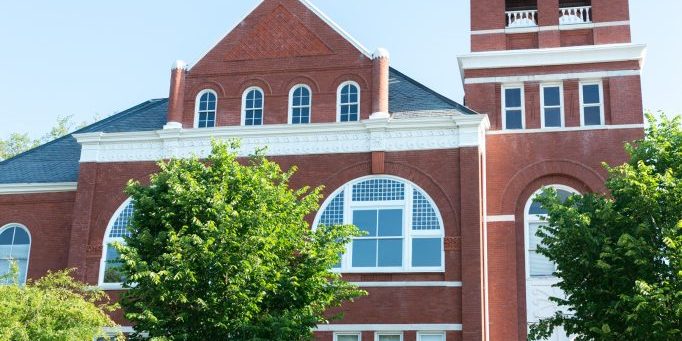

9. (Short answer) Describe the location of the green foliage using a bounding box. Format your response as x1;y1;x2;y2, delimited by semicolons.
118;140;365;340
0;263;122;341
529;113;682;340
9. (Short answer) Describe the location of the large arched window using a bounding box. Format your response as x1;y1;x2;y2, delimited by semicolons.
315;176;444;272
337;81;360;122
195;90;217;128
289;85;311;124
0;224;31;284
99;199;134;288
242;87;264;126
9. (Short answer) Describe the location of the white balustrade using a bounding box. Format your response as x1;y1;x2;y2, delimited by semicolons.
559;6;592;25
506;9;538;28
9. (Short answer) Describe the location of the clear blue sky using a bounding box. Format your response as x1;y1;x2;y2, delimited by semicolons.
0;0;678;137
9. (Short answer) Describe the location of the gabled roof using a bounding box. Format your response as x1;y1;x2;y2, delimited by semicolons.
0;99;168;184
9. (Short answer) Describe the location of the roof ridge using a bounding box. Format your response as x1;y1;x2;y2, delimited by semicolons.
389;67;478;115
0;99;167;165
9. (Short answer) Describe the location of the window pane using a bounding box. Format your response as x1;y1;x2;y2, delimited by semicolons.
352;239;376;267
543;86;561;106
584;106;602;126
544;108;562;127
378;239;402;267
419;335;444;341
528;223;545;250
378;209;402;237
0;227;14;245
336;335;359;341
353;210;377;236
379;335;401;341
529;250;555;276
582;84;600;104
506;110;523;129
505;88;522;107
412;238;442;267
103;245;125;283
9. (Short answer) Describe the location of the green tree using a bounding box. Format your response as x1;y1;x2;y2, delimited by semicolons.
0;263;122;341
117;140;365;341
529;114;682;340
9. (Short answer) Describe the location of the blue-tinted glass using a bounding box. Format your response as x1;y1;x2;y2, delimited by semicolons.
412;238;442;267
352;239;376;267
255;91;262;101
544;108;562;127
544;87;560;106
349;92;358;103
584;106;602;125
350;104;358;114
293;95;301;106
104;245;124;283
378;239;402;267
12;228;29;245
378;209;402;237
353;210;377;236
349;113;358;121
199;101;208;111
0;228;13;245
583;84;600;104
505;88;522;107
506;110;523;129
341;105;349;115
529;189;573;215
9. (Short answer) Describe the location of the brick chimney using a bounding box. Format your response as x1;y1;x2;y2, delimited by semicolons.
164;60;187;129
370;48;390;119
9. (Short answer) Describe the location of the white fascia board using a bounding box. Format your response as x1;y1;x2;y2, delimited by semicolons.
0;182;78;195
457;43;647;71
74;115;488;163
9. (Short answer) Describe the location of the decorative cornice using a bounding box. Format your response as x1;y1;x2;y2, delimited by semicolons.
0;182;78;195
74;116;489;163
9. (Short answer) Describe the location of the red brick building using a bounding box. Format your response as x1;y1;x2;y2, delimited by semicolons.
0;0;646;340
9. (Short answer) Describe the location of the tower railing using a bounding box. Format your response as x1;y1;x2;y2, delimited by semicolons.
559;6;592;25
506;9;538;28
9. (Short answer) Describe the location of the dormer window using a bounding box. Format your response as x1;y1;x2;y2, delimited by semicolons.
338;82;360;122
195;90;217;128
289;85;311;124
242;87;264;126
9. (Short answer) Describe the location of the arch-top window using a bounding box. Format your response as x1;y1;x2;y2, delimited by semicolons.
99;199;134;288
0;224;31;284
289;85;311;124
315;176;444;272
337;82;360;122
242;87;264;126
195;90;217;128
525;186;576;277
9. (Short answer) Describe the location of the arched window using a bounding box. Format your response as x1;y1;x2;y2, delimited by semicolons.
315;176;444;272
337;82;360;122
195;90;217;128
0;224;31;284
242;87;264;126
289;85;311;124
99;199;134;288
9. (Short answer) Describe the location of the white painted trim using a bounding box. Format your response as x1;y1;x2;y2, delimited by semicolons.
458;43;647;71
194;89;218;128
288;84;313;124
318;324;461;332
501;84;525;130
241;86;265;126
470;21;630;35
486;215;515;222
417;331;447;341
486;123;644;135
75;115;489;163
98;198;133;289
579;80;605;127
351;281;462;288
337;81;361;122
464;69;641;85
0;223;31;284
0;182;78;195
540;83;565;129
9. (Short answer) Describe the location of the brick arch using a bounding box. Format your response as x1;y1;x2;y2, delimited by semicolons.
329;73;370;92
238;78;274;95
500;159;606;215
89;193;129;248
189;81;226;98
282;75;321;94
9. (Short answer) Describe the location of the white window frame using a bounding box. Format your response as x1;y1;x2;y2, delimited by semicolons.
241;86;265;126
416;331;446;341
540;83;564;128
98;198;133;290
288;84;312;124
334;332;362;341
337;81;361;122
313;175;445;273
194;89;218;128
523;185;579;279
0;223;31;284
375;332;403;341
579;80;605;127
502;84;525;130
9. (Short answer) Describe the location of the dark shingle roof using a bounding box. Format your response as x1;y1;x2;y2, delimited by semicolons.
0;99;168;184
0;70;474;185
